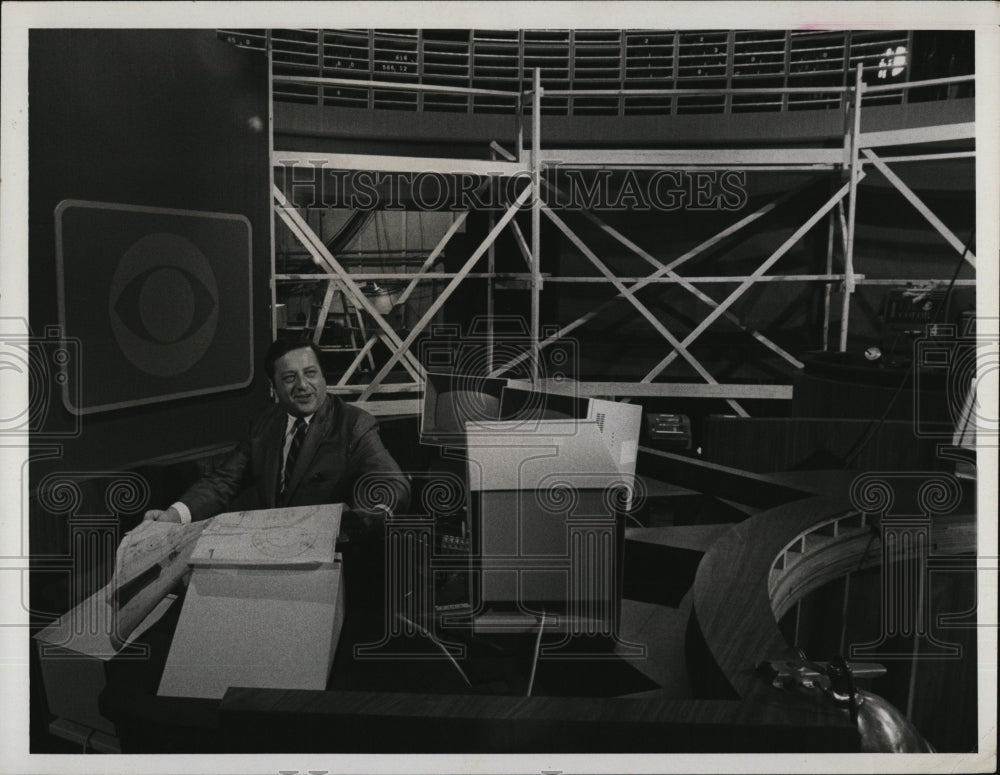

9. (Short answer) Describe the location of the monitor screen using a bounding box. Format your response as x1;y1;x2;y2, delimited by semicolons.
498;385;589;423
420;372;507;445
497;388;641;475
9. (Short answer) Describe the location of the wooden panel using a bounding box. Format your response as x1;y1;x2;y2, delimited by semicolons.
218;688;857;752
702;417;945;473
636;447;817;508
690;472;976;743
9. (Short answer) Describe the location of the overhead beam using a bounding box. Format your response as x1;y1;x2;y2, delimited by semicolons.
274;150;527;176
861;148;976;268
273;74;517;99
273;137;967;175
278;272;525;281
538;148;843;167
272;134;969;175
349;399;422;417
278;272;864;284
542;274;861;284
328;383;420;395
858;122;975;149
506;380;793;400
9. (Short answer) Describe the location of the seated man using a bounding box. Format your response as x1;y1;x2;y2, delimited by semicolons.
144;338;410;539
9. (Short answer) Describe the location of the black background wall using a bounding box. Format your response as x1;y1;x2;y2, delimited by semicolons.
27;29;273;749
28;29;272;475
27;30;271;627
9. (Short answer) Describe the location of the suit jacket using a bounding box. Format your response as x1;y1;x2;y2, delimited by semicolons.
179;395;410;525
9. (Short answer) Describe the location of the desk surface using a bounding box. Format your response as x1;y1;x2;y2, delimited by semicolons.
217;688;856;753
99;466;871;753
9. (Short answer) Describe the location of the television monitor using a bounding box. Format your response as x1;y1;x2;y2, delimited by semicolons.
465;420;628;618
497;387;642;477
586;397;642;476
469;487;624;615
498;385;589;423
420;371;507;446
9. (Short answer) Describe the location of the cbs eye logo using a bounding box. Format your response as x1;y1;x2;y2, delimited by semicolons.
108;232;219;377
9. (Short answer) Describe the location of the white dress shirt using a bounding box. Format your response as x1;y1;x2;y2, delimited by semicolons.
172;413;314;524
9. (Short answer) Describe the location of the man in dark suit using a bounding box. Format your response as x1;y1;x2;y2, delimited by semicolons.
144;339;410;538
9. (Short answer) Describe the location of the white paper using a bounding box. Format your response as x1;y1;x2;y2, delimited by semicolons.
188;504;343;567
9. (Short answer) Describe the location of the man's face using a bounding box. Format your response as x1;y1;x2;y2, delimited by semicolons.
273;347;328;417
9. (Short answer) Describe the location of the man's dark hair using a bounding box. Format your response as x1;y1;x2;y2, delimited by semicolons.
264;339;325;382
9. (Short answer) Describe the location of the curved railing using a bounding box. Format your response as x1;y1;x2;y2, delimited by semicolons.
690;476;975;702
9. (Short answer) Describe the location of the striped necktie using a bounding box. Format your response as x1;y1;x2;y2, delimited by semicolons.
279;417;308;503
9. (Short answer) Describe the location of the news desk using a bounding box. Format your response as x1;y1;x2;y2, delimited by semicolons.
99;455;973;753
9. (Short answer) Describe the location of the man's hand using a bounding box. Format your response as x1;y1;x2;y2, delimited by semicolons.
143;507;182;523
338;505;390;543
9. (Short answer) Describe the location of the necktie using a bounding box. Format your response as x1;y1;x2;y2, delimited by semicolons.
280;417;308;503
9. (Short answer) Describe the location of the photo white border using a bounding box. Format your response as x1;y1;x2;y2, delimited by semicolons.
2;2;997;773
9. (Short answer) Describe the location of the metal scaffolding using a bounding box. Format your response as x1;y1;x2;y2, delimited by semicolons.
268;55;976;417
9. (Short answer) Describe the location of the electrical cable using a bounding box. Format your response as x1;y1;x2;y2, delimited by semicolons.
626;513;645;530
526;609;546;697
853;526;880;576
396;613;472;688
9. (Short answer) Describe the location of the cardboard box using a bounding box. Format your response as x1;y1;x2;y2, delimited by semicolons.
157;505;346;700
157;560;344;700
465;420;628;618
